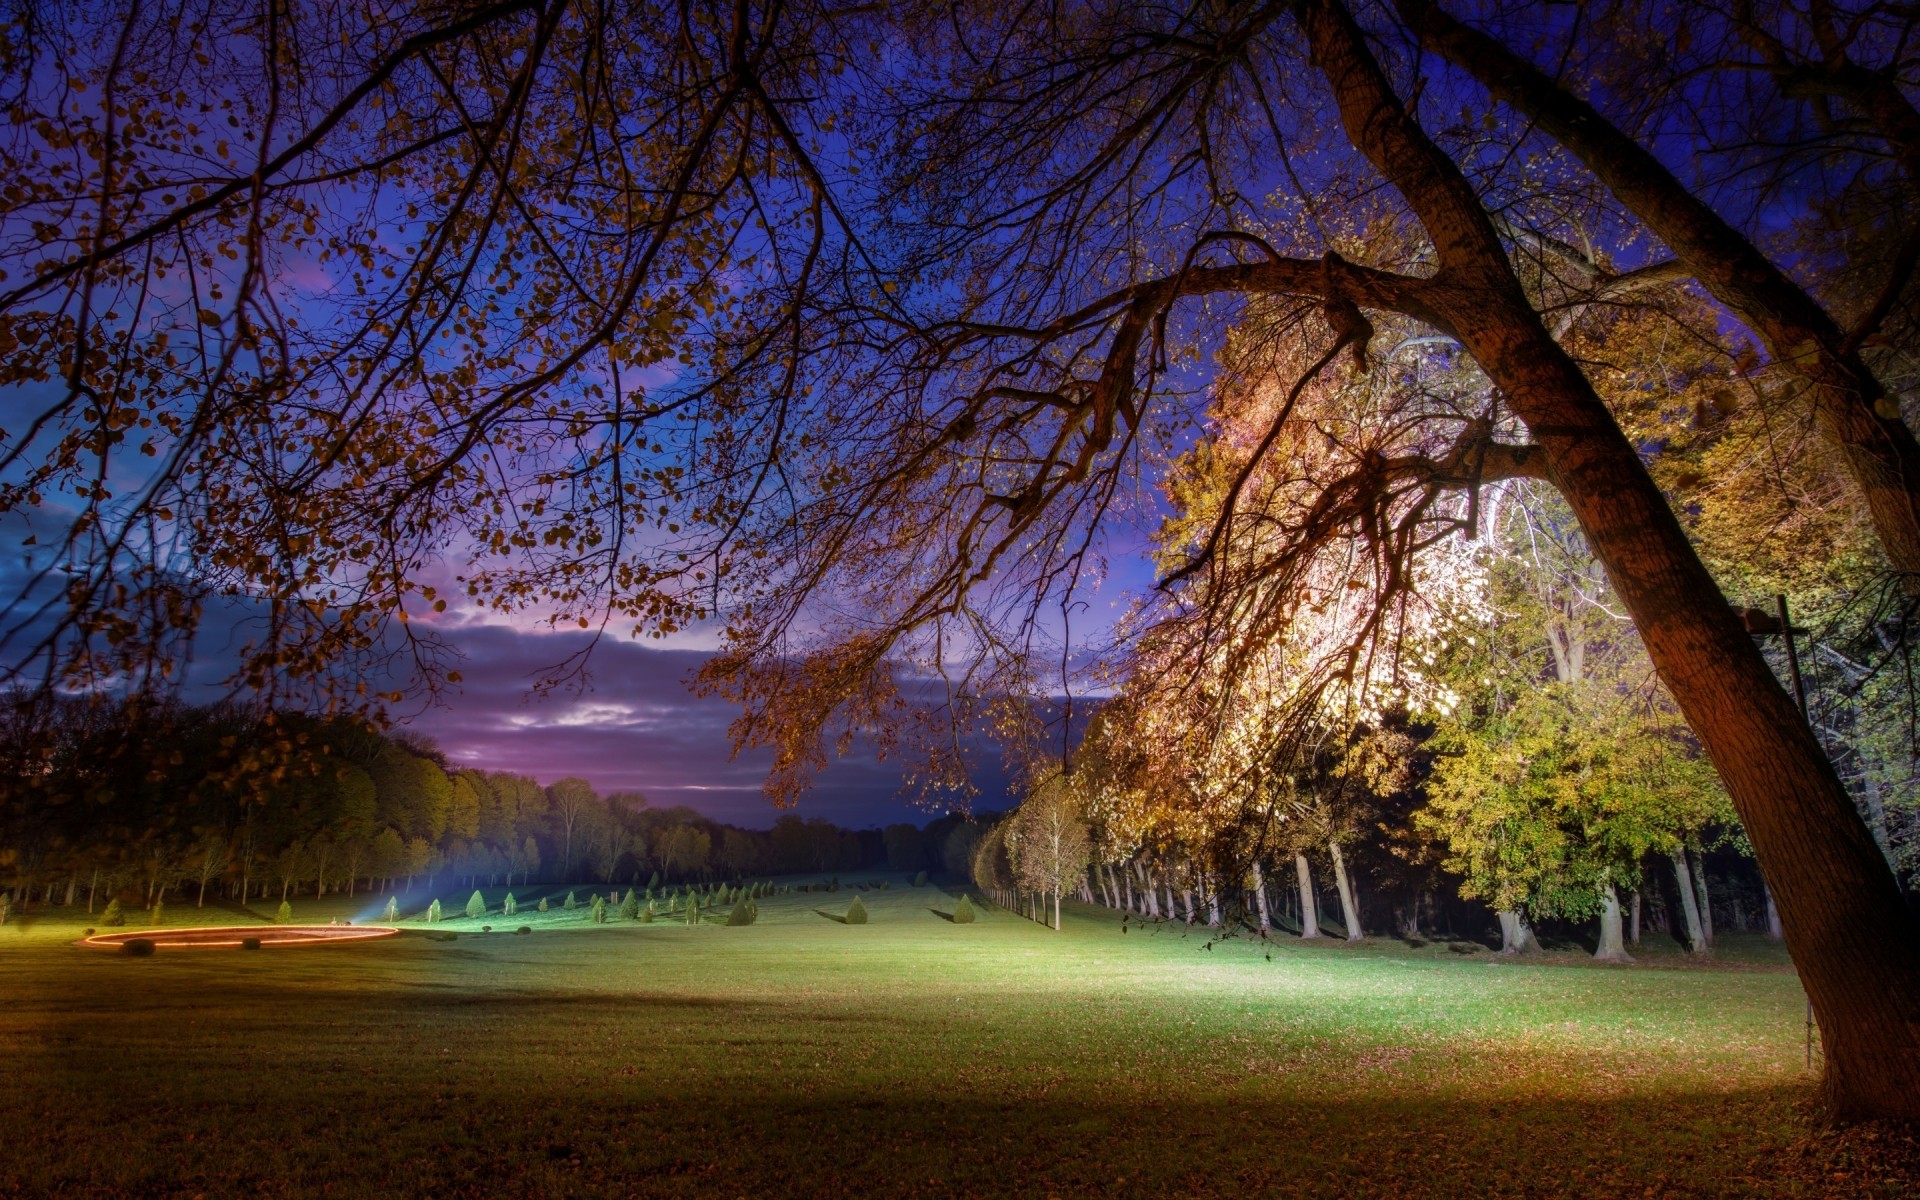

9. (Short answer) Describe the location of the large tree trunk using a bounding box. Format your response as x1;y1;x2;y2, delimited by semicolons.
1594;883;1634;963
1328;843;1363;941
1294;854;1321;939
1401;0;1920;588
1301;0;1920;1118
1496;910;1537;954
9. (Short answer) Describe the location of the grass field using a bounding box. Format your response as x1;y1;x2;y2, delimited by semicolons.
1;877;1914;1198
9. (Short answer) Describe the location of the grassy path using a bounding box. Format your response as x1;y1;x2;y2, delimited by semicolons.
1;878;1912;1197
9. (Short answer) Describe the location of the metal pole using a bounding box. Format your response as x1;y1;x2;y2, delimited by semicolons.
1776;594;1815;1072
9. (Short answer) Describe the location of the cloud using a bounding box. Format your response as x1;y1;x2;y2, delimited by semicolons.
399;623;1014;829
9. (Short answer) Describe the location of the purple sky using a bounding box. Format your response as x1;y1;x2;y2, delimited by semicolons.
397;621;1013;829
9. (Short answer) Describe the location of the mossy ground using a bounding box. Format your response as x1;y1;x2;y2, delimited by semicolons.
1;878;1912;1197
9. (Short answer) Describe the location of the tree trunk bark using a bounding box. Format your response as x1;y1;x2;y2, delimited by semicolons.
1670;850;1709;956
1594;883;1634;963
1765;881;1785;941
1252;860;1272;932
1294;854;1321;939
1299;0;1920;1118
1496;909;1536;954
1329;843;1363;941
1629;889;1642;947
1400;0;1920;589
1691;849;1716;951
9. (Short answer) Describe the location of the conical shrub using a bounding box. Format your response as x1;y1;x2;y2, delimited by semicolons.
725;898;757;926
277;899;294;924
427;898;442;923
845;896;868;924
639;901;655;924
620;891;640;920
382;896;398;922
563;891;577;910
537;897;549;912
503;893;518;916
102;898;125;927
953;895;976;924
687;897;702;925
466;890;486;919
591;895;608;924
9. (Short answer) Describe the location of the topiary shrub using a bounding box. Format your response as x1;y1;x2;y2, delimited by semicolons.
639;901;655;924
845;896;868;924
563;891;577;910
913;871;928;887
466;890;486;919
503;893;518;916
481;925;493;933
537;897;549;912
953;895;976;924
123;937;156;957
591;895;608;924
241;936;262;950
647;871;661;891
382;896;399;922
620;891;640;920
150;899;166;925
725;898;757;926
276;899;293;925
101;898;125;927
426;898;442;924
686;898;701;926
516;926;532;935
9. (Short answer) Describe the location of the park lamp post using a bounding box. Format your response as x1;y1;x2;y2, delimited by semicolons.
1730;594;1814;1069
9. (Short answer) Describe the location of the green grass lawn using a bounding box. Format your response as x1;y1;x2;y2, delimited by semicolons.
1;878;1913;1198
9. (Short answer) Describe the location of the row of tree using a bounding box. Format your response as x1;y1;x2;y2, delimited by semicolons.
0;701;935;912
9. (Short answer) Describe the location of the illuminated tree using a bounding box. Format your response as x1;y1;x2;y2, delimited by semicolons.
2;0;1915;1114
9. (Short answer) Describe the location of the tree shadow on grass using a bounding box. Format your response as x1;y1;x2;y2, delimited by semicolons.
928;909;957;922
813;910;848;924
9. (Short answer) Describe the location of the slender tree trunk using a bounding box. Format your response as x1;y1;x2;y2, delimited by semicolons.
1691;849;1716;951
1294;854;1321;939
1629;889;1642;947
1670;850;1709;956
1594;883;1633;963
1496;910;1536;954
1307;0;1920;1117
1252;860;1272;932
1329;843;1363;941
1765;881;1785;941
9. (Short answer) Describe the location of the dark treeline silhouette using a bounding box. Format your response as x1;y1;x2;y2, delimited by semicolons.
0;698;948;914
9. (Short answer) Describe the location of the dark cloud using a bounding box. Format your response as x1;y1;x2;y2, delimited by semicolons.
399;623;1014;829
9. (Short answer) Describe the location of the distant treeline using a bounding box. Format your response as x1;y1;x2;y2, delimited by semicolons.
0;699;986;912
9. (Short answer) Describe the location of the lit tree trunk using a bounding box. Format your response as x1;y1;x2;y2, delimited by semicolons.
1302;0;1920;1117
1594;883;1633;963
1690;849;1715;952
1765;882;1785;941
1328;843;1363;941
1294;854;1321;939
1629;889;1641;947
1670;850;1709;957
1401;0;1920;590
1497;911;1536;954
1252;860;1272;932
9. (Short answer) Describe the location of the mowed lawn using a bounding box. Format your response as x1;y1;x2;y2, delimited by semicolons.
1;879;1912;1198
